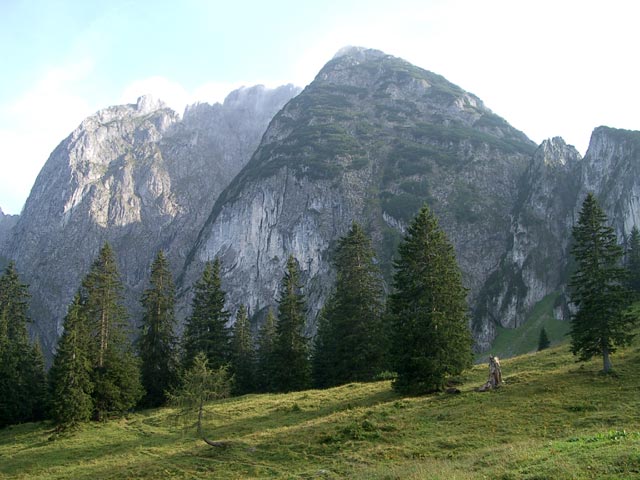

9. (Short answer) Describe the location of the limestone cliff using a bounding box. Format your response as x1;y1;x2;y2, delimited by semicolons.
182;48;536;334
1;86;299;355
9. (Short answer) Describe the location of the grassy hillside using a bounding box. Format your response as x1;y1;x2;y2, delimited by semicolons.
1;340;639;479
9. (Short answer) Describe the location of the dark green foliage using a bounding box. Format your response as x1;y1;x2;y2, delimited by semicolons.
389;205;473;394
0;263;47;427
569;193;638;373
49;294;94;426
313;223;387;388
182;258;231;370
230;305;255;395
271;256;311;392
538;327;551;351
138;251;178;408
626;226;640;296
82;243;143;419
255;309;277;392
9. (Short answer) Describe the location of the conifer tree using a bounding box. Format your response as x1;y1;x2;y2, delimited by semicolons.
537;327;551;351
312;222;386;388
389;205;473;394
271;256;311;392
82;243;143;419
230;304;255;395
626;226;640;296
0;262;47;426
49;293;94;426
138;251;178;407
182;258;231;370
569;193;638;373
255;308;277;392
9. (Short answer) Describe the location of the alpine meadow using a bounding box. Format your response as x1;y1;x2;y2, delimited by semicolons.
1;44;640;480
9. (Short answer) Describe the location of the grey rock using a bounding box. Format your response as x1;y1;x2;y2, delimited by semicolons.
1;85;299;357
181;48;536;339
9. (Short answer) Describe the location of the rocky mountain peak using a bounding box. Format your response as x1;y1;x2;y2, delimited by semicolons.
135;94;168;114
536;137;581;169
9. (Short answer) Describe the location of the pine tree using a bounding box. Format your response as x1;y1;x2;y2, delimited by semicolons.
389;204;473;394
537;327;551;351
138;251;178;407
312;223;386;388
255;308;277;392
271;256;311;392
82;243;143;419
230;305;255;395
0;262;47;426
49;293;94;427
182;258;231;370
626;226;640;296
569;193;638;373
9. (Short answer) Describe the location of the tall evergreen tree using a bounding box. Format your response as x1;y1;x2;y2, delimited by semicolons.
138;251;178;407
230;305;255;395
255;308;277;392
49;293;94;427
389;204;473;394
271;256;311;392
0;262;47;427
182;258;231;370
312;222;386;388
626;225;640;296
82;243;143;419
569;193;638;373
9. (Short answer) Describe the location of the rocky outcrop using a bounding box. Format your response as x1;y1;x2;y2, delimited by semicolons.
474;138;582;349
0;207;18;251
182;48;536;334
1;86;299;356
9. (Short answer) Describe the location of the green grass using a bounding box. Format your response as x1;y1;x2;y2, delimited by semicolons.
2;340;640;479
489;293;571;359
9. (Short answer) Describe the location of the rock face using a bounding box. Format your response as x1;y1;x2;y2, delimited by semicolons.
473;137;582;349
0;207;18;269
1;85;299;356
182;47;536;333
474;127;640;349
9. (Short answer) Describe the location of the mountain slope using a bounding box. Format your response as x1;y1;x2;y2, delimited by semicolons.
182;47;536;334
2;338;639;479
1;86;299;356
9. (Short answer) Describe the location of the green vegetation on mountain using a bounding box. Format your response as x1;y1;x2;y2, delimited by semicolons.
2;339;639;479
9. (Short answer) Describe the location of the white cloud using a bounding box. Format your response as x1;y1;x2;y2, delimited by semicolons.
0;59;98;214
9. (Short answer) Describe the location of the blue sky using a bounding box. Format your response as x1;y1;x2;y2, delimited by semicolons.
1;0;639;214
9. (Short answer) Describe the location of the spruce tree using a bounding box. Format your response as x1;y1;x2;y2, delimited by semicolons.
182;258;231;370
49;293;94;426
0;262;47;426
255;308;277;392
230;305;255;395
537;327;551;351
82;243;143;419
271;256;311;392
626;226;640;296
312;222;386;388
569;193;637;373
389;204;473;394
138;251;178;407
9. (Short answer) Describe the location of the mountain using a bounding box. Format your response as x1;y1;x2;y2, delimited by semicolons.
0;85;299;356
476;127;640;349
181;47;536;333
0;207;17;269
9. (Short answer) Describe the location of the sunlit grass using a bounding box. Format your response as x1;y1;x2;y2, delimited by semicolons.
1;338;639;479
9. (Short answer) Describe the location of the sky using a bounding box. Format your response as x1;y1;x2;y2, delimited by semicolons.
1;0;639;214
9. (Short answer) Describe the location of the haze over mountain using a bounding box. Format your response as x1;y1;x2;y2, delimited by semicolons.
1;47;639;356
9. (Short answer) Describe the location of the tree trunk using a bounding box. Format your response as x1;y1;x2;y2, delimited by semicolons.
602;345;613;373
196;397;226;447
